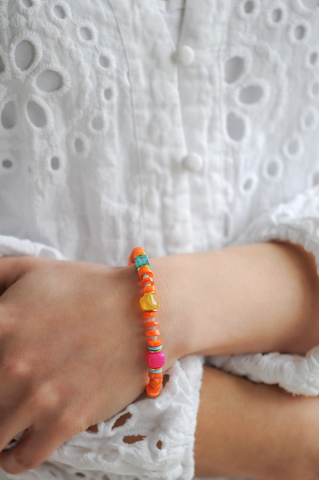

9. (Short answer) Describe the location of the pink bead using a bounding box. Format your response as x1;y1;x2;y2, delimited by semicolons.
146;351;165;369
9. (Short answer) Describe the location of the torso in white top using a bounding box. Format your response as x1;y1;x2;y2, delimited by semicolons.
1;2;319;480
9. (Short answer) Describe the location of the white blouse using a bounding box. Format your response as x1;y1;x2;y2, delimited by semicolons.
1;1;319;480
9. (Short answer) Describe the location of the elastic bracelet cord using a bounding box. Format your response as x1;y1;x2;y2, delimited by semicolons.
128;247;165;398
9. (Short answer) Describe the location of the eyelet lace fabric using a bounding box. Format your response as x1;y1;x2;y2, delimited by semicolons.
1;354;204;480
1;0;319;479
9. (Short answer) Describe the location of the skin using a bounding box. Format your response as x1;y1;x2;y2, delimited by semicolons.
0;240;318;476
151;240;319;358
194;366;319;480
0;257;184;474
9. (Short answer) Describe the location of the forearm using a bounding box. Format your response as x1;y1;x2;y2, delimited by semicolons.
151;241;319;359
194;365;318;479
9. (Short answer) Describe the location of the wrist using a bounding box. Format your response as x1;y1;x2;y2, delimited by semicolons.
150;254;202;364
116;256;186;380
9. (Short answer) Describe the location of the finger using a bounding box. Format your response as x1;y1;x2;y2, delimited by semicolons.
0;413;32;463
0;421;75;475
0;256;34;295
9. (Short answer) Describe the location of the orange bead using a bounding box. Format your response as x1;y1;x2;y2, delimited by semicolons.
141;276;154;287
145;320;159;327
146;383;161;398
130;247;146;262
148;371;163;379
148;339;162;347
147;382;161;391
149;378;162;387
149;376;161;383
138;266;153;278
144;329;161;337
143;312;157;318
143;285;156;294
148;373;162;380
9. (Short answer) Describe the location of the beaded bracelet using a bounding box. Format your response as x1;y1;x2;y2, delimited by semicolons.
128;247;165;398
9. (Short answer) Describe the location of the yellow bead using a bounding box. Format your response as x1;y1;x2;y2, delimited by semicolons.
140;292;160;311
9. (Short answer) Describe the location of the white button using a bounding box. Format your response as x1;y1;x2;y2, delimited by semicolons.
175;45;195;66
182;153;203;172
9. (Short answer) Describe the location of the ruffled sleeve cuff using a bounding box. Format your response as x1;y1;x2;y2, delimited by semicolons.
0;235;65;260
232;186;319;273
207;186;319;397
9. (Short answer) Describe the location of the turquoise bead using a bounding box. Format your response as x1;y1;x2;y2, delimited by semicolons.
149;367;163;374
135;254;151;270
148;346;162;352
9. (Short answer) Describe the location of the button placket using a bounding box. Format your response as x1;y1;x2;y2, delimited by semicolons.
110;0;193;256
172;4;201;175
176;0;230;250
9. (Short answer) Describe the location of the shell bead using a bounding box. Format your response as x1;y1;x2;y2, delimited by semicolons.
141;276;154;287
144;328;161;337
137;266;153;278
149;378;161;387
148;371;163;379
145;320;159;327
148;338;162;347
143;285;156;294
146;383;161;398
143;311;157;318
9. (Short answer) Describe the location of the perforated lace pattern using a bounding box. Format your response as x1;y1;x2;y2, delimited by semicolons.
0;0;319;480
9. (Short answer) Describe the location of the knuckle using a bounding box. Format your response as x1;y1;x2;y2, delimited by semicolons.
2;355;32;380
32;382;62;414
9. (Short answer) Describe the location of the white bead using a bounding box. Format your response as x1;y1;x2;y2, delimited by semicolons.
175;45;195;66
182;153;203;172
146;325;157;331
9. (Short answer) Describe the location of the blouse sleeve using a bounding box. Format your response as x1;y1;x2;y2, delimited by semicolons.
206;185;319;397
233;185;319;270
0;235;65;260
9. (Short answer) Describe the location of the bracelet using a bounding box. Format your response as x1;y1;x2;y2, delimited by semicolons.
128;247;165;398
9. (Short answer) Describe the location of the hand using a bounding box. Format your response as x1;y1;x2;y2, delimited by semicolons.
0;256;184;475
